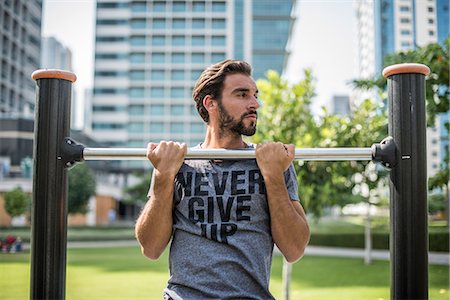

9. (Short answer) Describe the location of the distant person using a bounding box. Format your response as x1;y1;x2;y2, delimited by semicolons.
108;208;116;224
135;60;310;299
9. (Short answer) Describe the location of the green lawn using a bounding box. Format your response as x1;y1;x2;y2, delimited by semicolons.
1;247;448;300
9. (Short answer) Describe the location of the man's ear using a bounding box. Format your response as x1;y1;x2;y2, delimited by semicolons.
203;95;217;113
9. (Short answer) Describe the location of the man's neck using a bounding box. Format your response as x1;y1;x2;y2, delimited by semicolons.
202;127;247;149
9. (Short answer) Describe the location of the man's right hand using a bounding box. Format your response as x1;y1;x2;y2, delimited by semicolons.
147;141;187;178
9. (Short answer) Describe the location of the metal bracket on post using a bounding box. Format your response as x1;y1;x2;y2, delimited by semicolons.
60;137;85;168
371;136;396;169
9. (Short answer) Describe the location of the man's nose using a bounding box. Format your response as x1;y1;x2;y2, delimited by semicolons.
249;96;260;110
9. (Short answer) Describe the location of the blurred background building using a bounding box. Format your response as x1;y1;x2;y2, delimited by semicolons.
355;0;449;177
91;0;297;171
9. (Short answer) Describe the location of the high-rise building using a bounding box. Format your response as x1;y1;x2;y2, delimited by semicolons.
356;0;448;177
41;36;73;71
357;0;439;77
0;0;42;177
92;0;296;169
41;36;78;128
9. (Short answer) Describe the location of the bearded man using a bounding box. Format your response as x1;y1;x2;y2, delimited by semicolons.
135;60;310;300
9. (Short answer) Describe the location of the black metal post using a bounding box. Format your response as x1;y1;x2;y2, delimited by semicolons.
383;63;430;300
30;70;76;300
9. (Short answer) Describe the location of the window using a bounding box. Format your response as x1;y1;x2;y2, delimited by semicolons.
193;2;205;12
151;70;165;80
152;35;165;46
212;53;226;62
131;2;146;12
93;105;126;112
130;70;145;80
400;29;410;35
171;122;184;133
191;123;205;133
173;18;186;29
130;87;145;98
150;122;164;133
399;6;409;12
153;1;165;12
401;41;411;47
212;2;226;12
152;52;165;63
151;87;165;97
171;70;184;80
153;18;166;29
211;36;226;46
130;19;146;28
171;105;184;115
130;36;146;46
129;105;144;115
191;69;202;80
429;30;434;36
172;53;185;63
192;35;205;46
212;19;225;29
97;19;128;25
172;35;185;46
428;6;434;12
428;18;434;24
400;18;410;23
150;105;164;115
170;87;185;98
173;2;186;12
192;53;205;63
130;53;145;63
192;18;205;29
128;122;144;133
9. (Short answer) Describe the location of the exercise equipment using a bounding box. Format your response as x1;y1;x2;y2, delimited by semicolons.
30;63;430;300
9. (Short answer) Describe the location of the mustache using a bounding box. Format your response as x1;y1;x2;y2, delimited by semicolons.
241;111;258;119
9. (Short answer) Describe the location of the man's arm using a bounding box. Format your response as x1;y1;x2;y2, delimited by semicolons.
135;141;187;260
256;142;310;263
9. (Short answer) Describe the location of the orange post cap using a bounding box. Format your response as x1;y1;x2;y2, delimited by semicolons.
382;63;430;78
31;69;77;82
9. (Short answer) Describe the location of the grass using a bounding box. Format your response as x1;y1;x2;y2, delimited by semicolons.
1;246;448;300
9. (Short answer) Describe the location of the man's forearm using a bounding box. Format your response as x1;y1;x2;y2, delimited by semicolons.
264;173;310;263
135;174;175;260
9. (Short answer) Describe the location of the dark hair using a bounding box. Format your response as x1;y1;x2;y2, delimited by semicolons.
192;59;252;123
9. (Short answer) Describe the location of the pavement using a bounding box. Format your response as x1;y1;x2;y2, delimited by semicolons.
22;241;449;266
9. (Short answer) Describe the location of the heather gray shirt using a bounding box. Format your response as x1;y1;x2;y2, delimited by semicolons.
150;146;299;299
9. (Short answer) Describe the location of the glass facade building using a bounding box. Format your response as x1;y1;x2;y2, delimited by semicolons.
92;0;296;169
0;0;42;177
357;0;447;176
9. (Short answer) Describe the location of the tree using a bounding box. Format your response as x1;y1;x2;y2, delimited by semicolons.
252;70;388;219
68;163;96;214
353;38;449;127
123;171;152;206
4;187;30;220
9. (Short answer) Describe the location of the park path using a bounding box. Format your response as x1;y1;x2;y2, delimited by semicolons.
22;241;449;266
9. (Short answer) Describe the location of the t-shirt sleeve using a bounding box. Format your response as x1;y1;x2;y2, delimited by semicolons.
284;164;299;201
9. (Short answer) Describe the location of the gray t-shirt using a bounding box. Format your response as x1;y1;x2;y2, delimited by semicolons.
150;146;299;299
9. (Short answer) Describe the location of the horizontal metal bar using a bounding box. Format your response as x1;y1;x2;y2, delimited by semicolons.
83;147;374;161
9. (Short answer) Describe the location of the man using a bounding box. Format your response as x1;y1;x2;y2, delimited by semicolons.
135;60;310;299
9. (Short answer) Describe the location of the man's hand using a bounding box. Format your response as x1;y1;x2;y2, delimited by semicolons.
147;141;187;178
256;142;295;177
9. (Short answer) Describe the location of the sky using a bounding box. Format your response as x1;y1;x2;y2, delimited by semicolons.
42;0;358;128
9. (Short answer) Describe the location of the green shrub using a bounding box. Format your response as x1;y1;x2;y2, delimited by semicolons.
309;232;448;252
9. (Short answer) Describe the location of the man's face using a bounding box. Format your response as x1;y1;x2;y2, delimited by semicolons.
216;73;259;136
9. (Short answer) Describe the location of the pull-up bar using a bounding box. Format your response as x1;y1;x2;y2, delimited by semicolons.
30;63;430;300
80;144;375;161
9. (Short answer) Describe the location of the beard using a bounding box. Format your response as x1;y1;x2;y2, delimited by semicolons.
217;101;257;136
